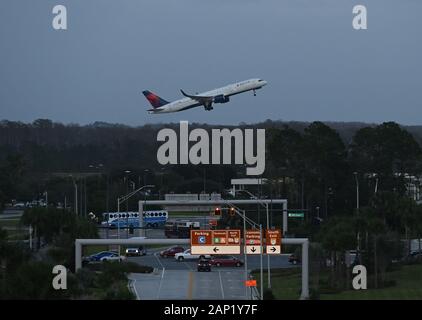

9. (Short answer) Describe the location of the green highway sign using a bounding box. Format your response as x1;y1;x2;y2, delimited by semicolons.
288;212;305;218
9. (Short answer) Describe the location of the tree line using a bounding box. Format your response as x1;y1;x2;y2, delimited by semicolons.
2;118;422;297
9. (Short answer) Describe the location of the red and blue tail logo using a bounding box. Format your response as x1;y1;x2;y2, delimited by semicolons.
142;90;169;108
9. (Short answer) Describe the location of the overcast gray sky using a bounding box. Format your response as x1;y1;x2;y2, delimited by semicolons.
0;0;421;126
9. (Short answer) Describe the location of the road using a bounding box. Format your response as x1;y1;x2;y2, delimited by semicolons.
0;210;24;219
129;269;250;300
127;251;293;271
99;227;295;271
99;225;297;299
125;250;295;299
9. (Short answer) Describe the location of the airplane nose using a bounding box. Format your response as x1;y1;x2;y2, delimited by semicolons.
261;80;267;86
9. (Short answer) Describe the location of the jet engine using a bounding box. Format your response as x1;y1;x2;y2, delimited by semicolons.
213;95;230;104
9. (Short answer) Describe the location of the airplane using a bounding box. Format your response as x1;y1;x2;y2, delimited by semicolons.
143;78;267;114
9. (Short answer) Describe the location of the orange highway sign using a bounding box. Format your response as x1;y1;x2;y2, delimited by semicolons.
245;280;257;287
245;230;262;254
266;229;282;254
191;229;241;255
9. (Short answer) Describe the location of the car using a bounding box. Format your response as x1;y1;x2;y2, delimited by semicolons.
125;247;146;257
12;202;26;209
209;255;243;267
400;250;422;263
288;254;301;265
160;246;185;258
174;249;211;261
101;252;126;262
197;258;211;272
82;251;118;263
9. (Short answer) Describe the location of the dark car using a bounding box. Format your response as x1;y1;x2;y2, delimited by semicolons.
160;246;185;258
125;246;147;257
401;250;422;263
197;258;211;272
82;251;118;263
288;254;301;265
210;255;243;267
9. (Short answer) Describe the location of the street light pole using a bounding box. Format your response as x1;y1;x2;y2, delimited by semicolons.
75;182;78;215
71;177;78;215
260;224;263;300
117;198;120;256
117;184;155;238
84;177;87;216
354;172;360;258
266;203;271;289
143;169;149;202
240;189;272;289
243;209;248;299
203;167;206;194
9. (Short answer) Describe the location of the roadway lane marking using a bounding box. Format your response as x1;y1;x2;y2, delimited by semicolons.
153;252;165;269
132;279;140;300
156;268;165;299
187;271;194;300
183;261;194;271
218;271;225;299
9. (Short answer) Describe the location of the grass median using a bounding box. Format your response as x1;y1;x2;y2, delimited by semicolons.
253;264;422;300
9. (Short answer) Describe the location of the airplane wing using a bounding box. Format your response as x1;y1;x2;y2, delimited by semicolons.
180;89;214;103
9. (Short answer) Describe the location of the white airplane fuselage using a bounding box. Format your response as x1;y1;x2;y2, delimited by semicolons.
148;78;267;114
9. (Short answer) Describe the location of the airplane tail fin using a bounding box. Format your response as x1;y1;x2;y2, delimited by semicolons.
142;90;169;108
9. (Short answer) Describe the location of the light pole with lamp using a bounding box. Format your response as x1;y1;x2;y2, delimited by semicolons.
117;184;155;256
159;167;166;200
239;188;272;289
227;204;262;300
143;169;150;200
353;172;360;260
69;175;78;215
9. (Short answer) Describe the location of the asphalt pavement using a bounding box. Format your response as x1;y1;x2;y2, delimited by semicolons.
129;269;249;300
127;251;293;271
99;223;298;300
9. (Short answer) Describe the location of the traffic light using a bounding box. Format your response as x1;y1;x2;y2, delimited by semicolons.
229;207;236;216
214;207;221;216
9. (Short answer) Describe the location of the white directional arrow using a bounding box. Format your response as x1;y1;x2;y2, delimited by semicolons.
266;245;281;254
245;246;261;255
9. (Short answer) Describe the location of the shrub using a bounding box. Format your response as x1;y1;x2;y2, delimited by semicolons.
263;289;275;300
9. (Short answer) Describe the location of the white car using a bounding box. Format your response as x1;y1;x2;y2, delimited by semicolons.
174;249;211;261
100;253;126;262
